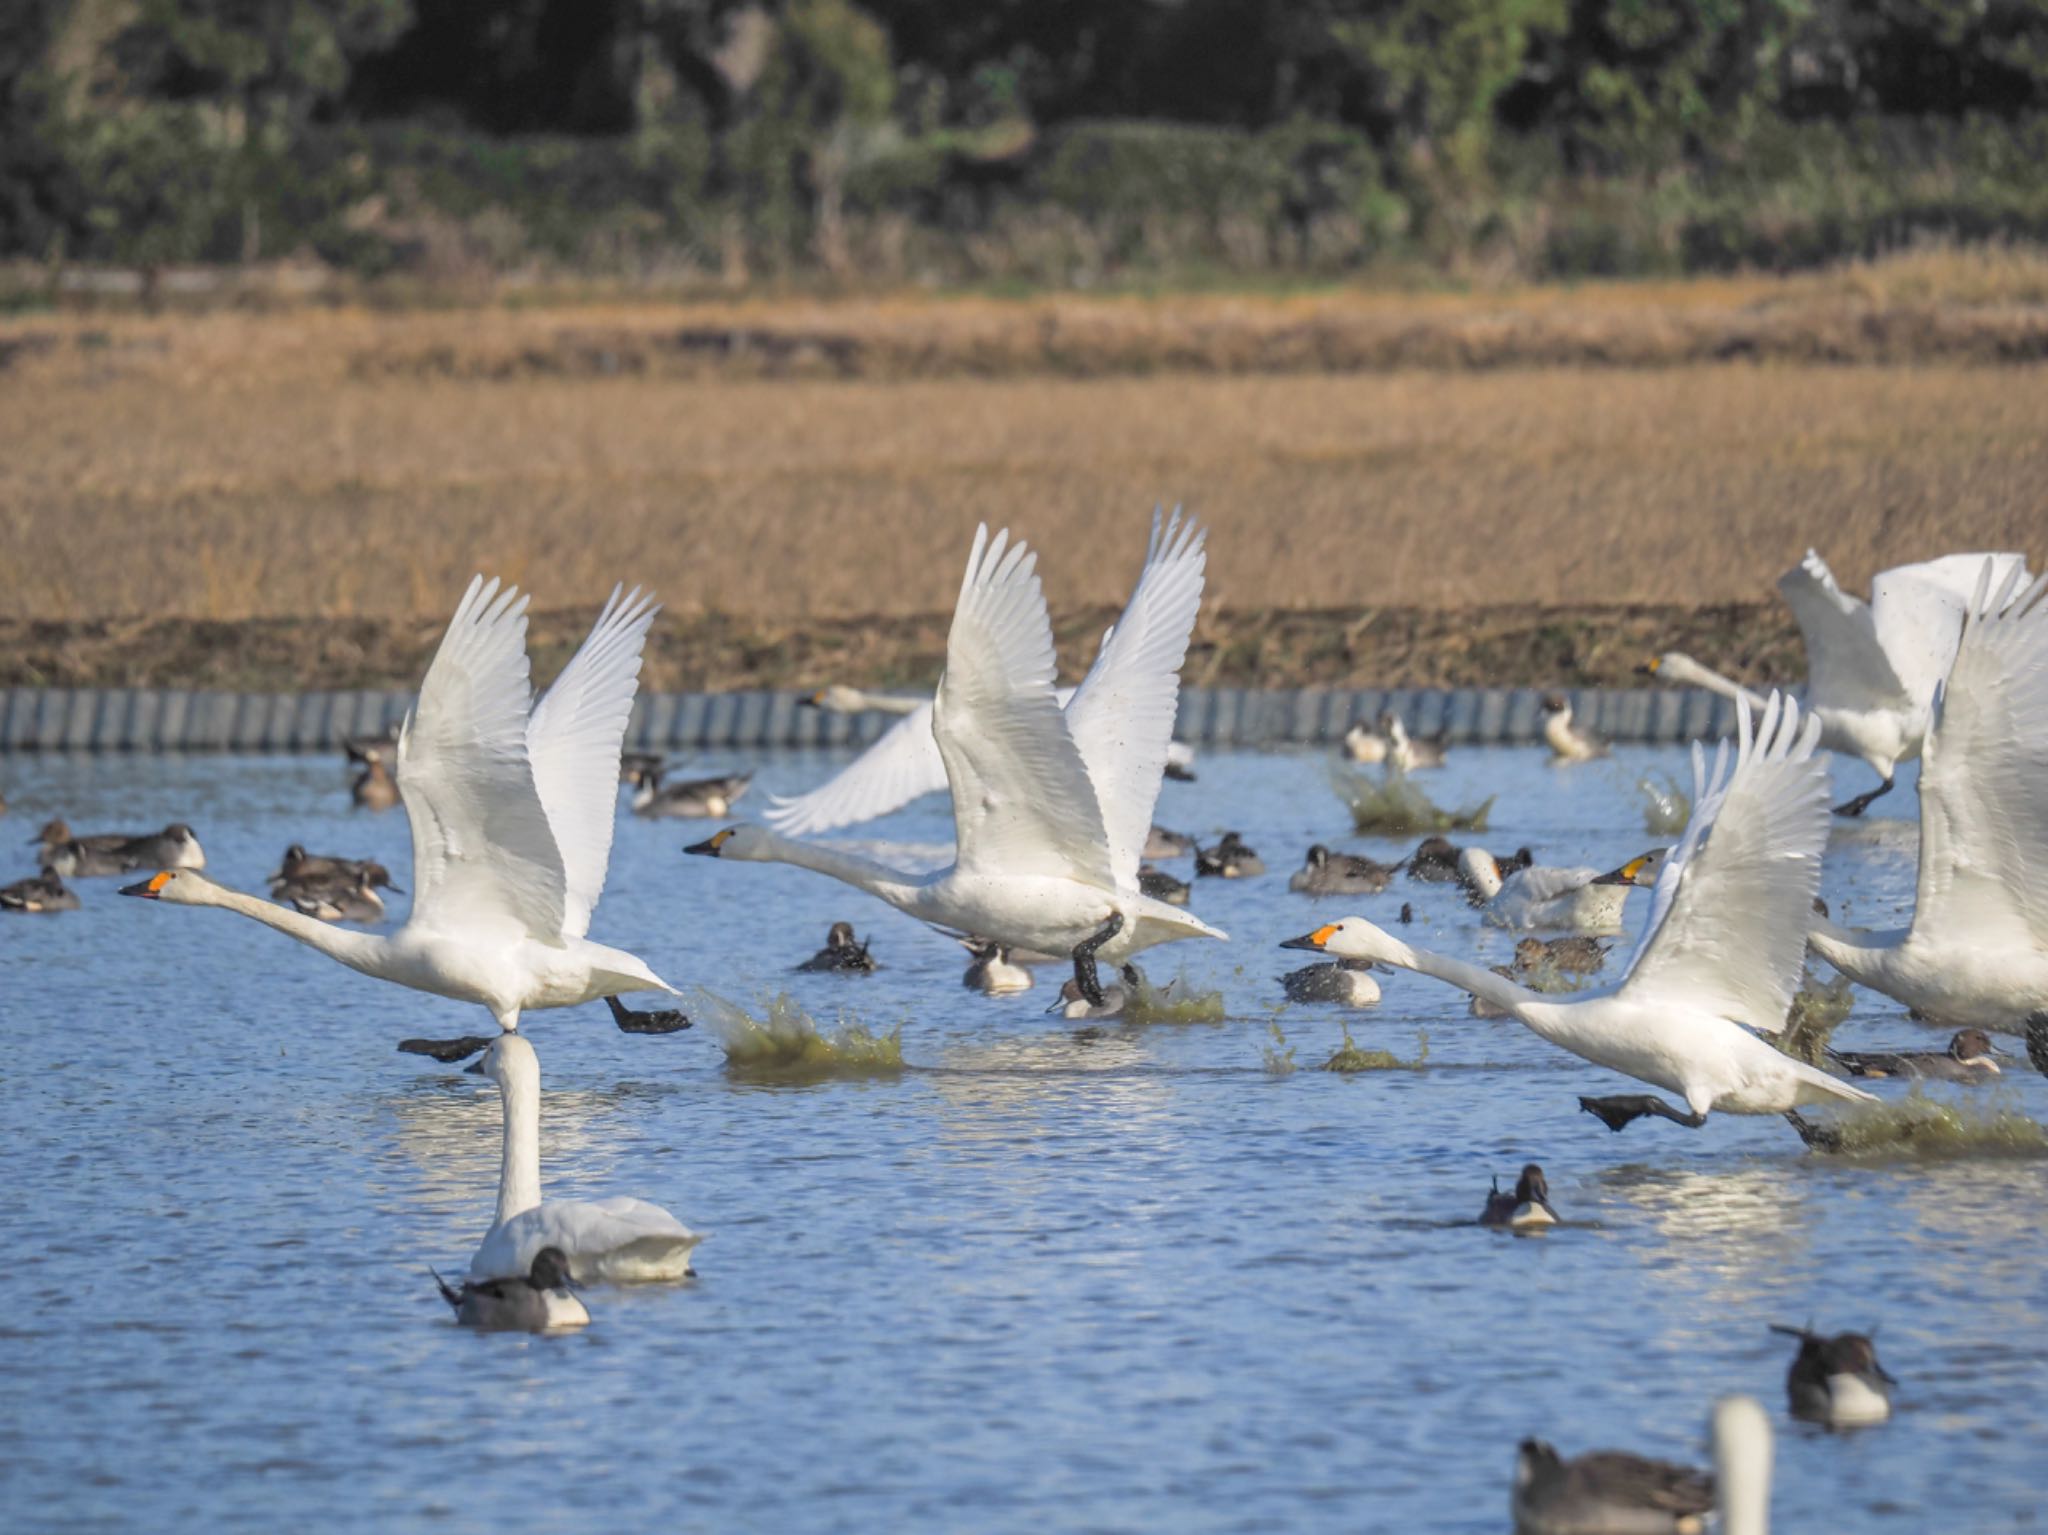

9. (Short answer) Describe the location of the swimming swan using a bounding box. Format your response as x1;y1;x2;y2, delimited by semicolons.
121;577;689;1037
1645;549;2031;816
1286;695;1875;1143
1807;566;2048;1031
692;513;1225;1004
466;1031;700;1283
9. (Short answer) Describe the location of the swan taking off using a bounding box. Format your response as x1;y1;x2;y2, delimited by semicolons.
1644;548;2031;815
1457;847;1661;933
122;577;689;1037
1284;694;1875;1143
1808;564;2048;1030
692;511;1225;1004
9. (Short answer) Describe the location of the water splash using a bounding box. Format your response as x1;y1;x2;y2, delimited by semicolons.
1812;1089;2048;1157
1262;1020;1298;1075
1328;762;1493;834
1777;970;1856;1066
1321;1025;1430;1073
693;989;904;1078
1124;968;1227;1025
1635;772;1692;836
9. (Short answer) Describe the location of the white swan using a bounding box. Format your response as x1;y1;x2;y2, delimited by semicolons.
1809;565;2048;1030
1645;549;2031;815
694;512;1225;1000
1286;695;1875;1143
771;680;1196;835
467;1031;699;1282
122;577;687;1036
1457;847;1660;933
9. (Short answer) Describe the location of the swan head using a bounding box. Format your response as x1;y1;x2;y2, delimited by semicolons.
472;1031;538;1084
1280;917;1398;964
118;869;217;904
1592;848;1665;887
684;825;772;860
803;684;866;713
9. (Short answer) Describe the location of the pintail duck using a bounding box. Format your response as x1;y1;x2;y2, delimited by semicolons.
1515;937;1611;976
797;920;877;973
1290;844;1400;896
1138;865;1191;905
1;870;80;913
961;938;1033;994
434;1246;589;1333
1049;965;1150;1019
1480;1163;1559;1228
1407;836;1469;884
1540;694;1609;762
628;763;753;819
351;751;400;811
1513;1396;1770;1535
1276;957;1380;1006
1831;1028;2005;1081
268;844;401;893
1144;824;1195;859
1770;1323;1894;1427
1381;711;1447;771
42;822;204;878
278;872;390;924
1194;831;1264;879
1343;719;1390;764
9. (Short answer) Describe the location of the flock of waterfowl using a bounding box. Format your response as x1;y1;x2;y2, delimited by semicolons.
8;515;2046;1532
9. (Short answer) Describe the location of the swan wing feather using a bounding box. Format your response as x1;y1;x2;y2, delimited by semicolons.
1061;508;1208;888
763;704;948;835
1619;693;1830;1032
525;584;660;939
1777;549;1907;709
398;576;567;942
471;1196;699;1280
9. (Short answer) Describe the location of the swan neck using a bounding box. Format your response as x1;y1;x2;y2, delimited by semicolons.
495;1050;543;1225
752;831;923;905
1664;654;1766;708
201;883;385;969
1715;1404;1773;1535
1384;936;1538;1014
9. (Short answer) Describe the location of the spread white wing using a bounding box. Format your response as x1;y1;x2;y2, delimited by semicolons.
398;576;567;943
526;585;659;939
1061;509;1207;888
935;526;1113;885
1912;565;2048;950
1618;693;1830;1032
764;704;947;835
1869;552;2033;709
1776;550;1908;711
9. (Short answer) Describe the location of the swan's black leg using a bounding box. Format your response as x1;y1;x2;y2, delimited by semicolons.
1072;912;1125;1008
606;994;692;1034
1578;1093;1708;1132
1831;776;1894;818
1783;1110;1846;1152
397;1035;497;1064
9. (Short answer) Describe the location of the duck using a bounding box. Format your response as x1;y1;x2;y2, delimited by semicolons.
268;845;403;896
1831;1028;2005;1081
1643;548;2031;816
278;872;390;925
796;920;876;973
29;818;124;865
122;578;690;1040
43;822;205;878
1138;865;1190;905
1540;694;1609;762
434;1245;588;1333
1407;836;1468;884
961;938;1033;994
1808;567;2048;1032
1277;957;1381;1006
1194;831;1264;879
1470;964;1521;1018
692;513;1225;1005
628;763;754;819
1290;844;1400;896
1515;936;1610;976
1286;695;1877;1145
1048;965;1146;1019
463;1031;700;1282
618;750;666;785
1513;1395;1771;1535
1144;824;1195;859
1343;719;1390;764
0;870;80;913
342;724;401;766
1381;711;1447;771
1479;1164;1559;1228
1770;1324;1894;1427
351;749;400;811
1459;847;1661;933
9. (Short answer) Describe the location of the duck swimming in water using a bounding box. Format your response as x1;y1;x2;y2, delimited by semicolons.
1540;694;1609;762
961;938;1033;994
1137;865;1190;905
1343;719;1390;765
1513;1395;1771;1535
1479;1164;1559;1228
1143;825;1195;860
1515;937;1611;977
1290;844;1400;896
629;763;753;819
1276;957;1381;1006
1380;711;1447;771
434;1245;588;1333
351;749;401;811
43;822;205;878
1831;1028;2005;1081
797;920;877;973
0;870;80;913
1770;1324;1894;1428
1195;831;1264;879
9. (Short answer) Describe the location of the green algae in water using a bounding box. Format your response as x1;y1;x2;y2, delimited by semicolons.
1262;1020;1298;1076
1327;762;1493;835
695;989;904;1079
1321;1024;1430;1074
1777;970;1856;1067
1811;1088;2048;1158
1635;771;1692;836
1124;969;1227;1025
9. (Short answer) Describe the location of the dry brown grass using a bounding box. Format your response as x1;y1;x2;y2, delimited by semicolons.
2;266;2045;634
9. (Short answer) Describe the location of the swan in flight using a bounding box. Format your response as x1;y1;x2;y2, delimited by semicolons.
1644;549;2031;815
1457;847;1660;933
122;577;689;1037
1284;695;1875;1142
769;678;1196;836
1808;565;2048;1030
462;1031;700;1282
692;512;1225;1003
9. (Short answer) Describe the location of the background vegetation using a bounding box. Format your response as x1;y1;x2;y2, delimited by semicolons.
7;0;2048;290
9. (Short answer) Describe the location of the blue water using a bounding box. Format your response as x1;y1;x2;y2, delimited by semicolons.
3;745;2043;1532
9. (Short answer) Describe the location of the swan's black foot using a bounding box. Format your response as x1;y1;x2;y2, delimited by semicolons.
606;995;692;1034
1784;1109;1845;1152
1831;777;1894;818
1071;912;1126;1008
398;1035;496;1064
2024;1012;2048;1079
1578;1093;1708;1132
